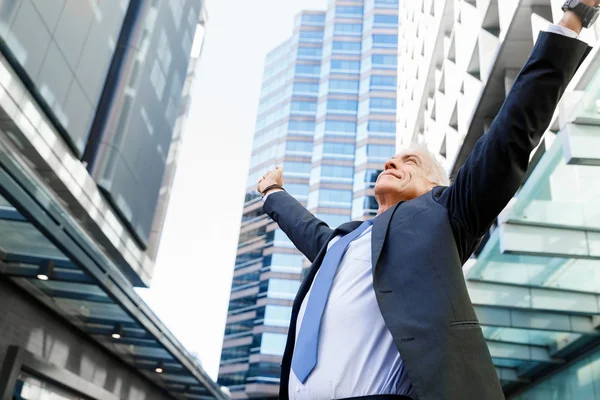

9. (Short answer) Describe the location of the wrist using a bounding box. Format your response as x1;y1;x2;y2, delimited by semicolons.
560;10;584;34
261;184;285;197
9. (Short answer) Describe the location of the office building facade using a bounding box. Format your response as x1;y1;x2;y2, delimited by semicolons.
219;0;399;398
0;0;225;399
398;0;600;398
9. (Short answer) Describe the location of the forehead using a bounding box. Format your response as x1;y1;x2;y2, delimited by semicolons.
392;148;426;160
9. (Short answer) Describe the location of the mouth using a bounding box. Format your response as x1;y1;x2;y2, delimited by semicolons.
379;170;404;181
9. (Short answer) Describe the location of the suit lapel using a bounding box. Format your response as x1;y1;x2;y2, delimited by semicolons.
371;202;402;273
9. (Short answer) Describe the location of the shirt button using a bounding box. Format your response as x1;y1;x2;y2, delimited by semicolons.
296;386;300;392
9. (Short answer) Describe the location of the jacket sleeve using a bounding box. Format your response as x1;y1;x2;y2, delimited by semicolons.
263;190;333;262
437;32;590;245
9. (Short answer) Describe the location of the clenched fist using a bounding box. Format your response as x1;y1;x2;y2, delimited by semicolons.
257;166;284;195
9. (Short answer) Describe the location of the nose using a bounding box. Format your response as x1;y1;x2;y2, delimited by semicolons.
384;158;398;170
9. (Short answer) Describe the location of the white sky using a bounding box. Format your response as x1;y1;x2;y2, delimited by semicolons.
137;0;326;381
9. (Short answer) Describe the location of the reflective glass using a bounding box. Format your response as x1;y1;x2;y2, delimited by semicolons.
372;34;398;47
327;99;358;112
289;120;316;132
284;162;312;174
332;41;362;53
316;213;351;228
291;101;317;113
295;64;321;76
299;30;324;41
334;23;363;35
264;305;293;327
293;82;319;93
325;120;357;134
374;14;399;25
375;0;399;6
331;60;360;72
370;97;397;110
321;165;354;180
297;47;322;58
372;54;397;68
336;6;364;16
260;332;287;355
286;140;313;153
329;79;360;92
302;14;326;24
268;253;304;273
286;183;310;198
371;75;397;90
267;279;301;299
323;142;355;155
369;120;396;132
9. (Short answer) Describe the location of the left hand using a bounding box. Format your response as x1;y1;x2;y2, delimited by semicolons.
560;0;600;33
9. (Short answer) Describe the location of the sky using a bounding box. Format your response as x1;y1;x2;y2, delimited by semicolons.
137;0;327;381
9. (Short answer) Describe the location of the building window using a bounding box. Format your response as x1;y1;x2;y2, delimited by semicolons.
329;79;360;93
325;120;357;133
334;23;363;35
331;60;360;73
372;34;398;47
260;333;288;355
370;97;397;110
302;14;326;24
315;213;351;227
286;140;313;153
374;14;399;26
267;279;301;300
321;165;354;179
327;99;358;112
293;82;319;93
295;64;321;76
264;305;293;327
268;253;304;273
372;54;398;68
299;30;324;42
368;120;396;133
291;101;317;113
286;183;310;198
332;41;362;53
297;47;322;58
336;6;364;17
323;142;355;155
289;120;316;132
371;75;397;90
150;60;166;100
284;162;312;174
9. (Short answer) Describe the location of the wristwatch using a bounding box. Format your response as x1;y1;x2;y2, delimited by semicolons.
562;0;600;29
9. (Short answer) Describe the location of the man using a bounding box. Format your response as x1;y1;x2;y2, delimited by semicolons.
257;2;598;399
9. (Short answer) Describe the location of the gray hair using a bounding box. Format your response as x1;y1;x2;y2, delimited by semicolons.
406;143;451;187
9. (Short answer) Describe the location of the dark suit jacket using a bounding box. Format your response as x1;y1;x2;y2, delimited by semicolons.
263;32;590;400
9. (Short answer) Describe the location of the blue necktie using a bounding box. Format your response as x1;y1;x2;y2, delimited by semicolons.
291;219;374;383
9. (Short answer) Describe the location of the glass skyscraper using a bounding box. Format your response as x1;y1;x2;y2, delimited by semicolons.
219;1;399;398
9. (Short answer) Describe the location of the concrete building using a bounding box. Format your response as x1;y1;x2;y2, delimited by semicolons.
398;0;600;398
0;1;226;399
219;1;399;398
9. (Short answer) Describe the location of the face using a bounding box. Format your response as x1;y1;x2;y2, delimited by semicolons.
374;149;436;204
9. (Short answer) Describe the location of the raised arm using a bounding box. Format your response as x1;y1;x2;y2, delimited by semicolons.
438;15;592;241
258;167;333;262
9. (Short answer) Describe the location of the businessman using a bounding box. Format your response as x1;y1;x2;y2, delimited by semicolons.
257;2;598;399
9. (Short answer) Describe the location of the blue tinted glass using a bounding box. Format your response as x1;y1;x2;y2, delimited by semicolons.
367;144;395;158
368;120;396;133
284;162;312;173
264;305;293;327
332;41;362;52
316;213;351;227
374;14;399;25
331;60;360;72
372;55;397;67
327;100;358;111
267;279;301;299
370;97;396;109
286;183;310;197
336;6;363;15
260;332;287;355
325;120;357;132
334;23;362;34
286;140;313;152
372;34;398;46
293;82;319;93
299;31;324;42
319;189;352;203
375;0;399;5
323;142;355;154
329;79;360;92
371;75;397;87
321;165;354;178
269;253;304;268
295;65;321;75
297;47;322;58
289;120;316;131
291;101;317;112
302;14;326;24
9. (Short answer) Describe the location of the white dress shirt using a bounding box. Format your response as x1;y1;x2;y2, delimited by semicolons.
261;24;578;400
